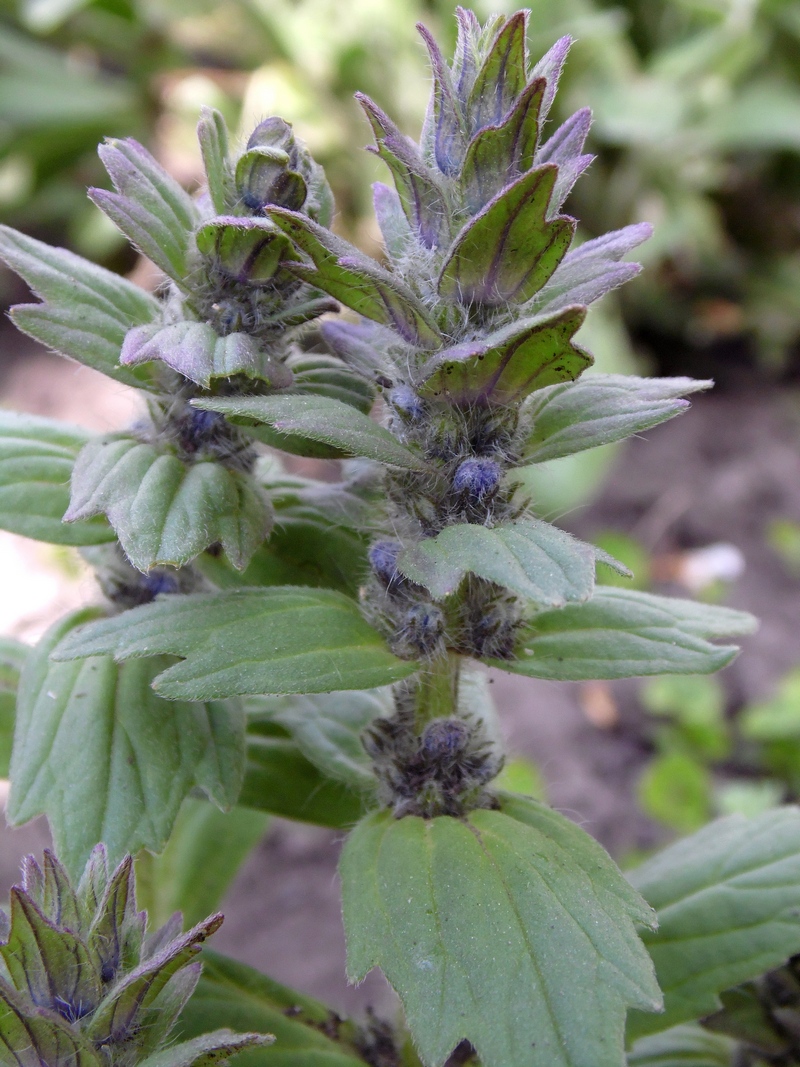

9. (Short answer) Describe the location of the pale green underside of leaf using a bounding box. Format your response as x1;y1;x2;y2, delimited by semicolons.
341;796;660;1067
521;375;712;464
627;807;800;1040
52;588;416;701
195;395;425;470
66;435;272;571
8;609;245;876
496;587;756;680
0;224;158;389
627;1025;735;1067
0;411;115;545
178;950;368;1067
247;689;390;790
398;517;606;605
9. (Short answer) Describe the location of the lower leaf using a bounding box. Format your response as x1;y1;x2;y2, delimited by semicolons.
340;794;662;1067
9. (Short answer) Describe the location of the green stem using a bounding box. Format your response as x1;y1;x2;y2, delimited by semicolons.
413;653;462;732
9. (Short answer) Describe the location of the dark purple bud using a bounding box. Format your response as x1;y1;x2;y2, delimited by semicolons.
144;571;179;598
452;457;502;500
402;602;445;653
189;408;224;437
421;718;469;762
246;117;296;156
369;540;403;587
390;386;424;422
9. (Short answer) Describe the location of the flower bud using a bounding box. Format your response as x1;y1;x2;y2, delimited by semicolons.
452;456;502;501
390;385;424;422
369;539;403;588
401;602;445;655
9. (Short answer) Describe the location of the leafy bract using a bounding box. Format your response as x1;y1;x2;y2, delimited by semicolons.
521;375;711;464
90;138;199;284
197;107;232;215
268;207;442;348
195;217;293;285
8;610;245;876
627;807;800;1040
194;395;425;469
52;588;416;700
341;796;660;1067
240;731;368;828
178;951;367;1067
138;1030;274;1067
66;434;272;571
247;689;389;789
437;165;574;305
0;411;115;545
0;225;158;389
533;224;652;316
121;322;292;390
497;587;756;680
417;306;591;404
397;517;616;605
626;1025;735;1067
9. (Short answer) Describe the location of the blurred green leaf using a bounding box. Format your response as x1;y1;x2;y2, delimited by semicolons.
638;751;711;832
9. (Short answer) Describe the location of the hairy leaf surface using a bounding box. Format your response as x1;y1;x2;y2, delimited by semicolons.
197;107;232;215
627;808;800;1039
398;518;615;605
66;435;272;571
521;375;711;463
0;225;158;388
138;1030;273;1067
0;412;114;545
8;610;245;876
52;589;416;700
341;797;660;1067
195;395;425;469
498;587;756;680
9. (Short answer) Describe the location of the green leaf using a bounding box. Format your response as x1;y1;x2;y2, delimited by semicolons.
341;796;660;1067
240;732;368;829
178;950;367;1067
627;1025;735;1067
521;375;712;464
66;435;272;571
0;225;158;389
8;609;245;876
398;517;608;605
286;354;375;411
268;208;442;349
52;588;416;701
247;689;389;789
466;12;528;129
194;395;425;470
740;668;800;740
627;807;800;1040
139;1030;274;1067
0;411;115;545
136;800;269;930
438;165;574;306
121;321;292;390
195;217;293;285
0;637;28;778
498;587;756;680
198;108;232;216
90;138;199;284
417;307;591;404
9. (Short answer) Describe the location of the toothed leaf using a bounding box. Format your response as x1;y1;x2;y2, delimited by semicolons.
121;322;292;389
341;798;660;1067
521;375;711;463
627;807;800;1040
0;225;158;388
418;306;590;404
194;395;425;469
8;610;245;876
0;412;114;545
51;588;416;701
497;587;756;680
397;517;608;605
438;165;574;305
66;435;272;571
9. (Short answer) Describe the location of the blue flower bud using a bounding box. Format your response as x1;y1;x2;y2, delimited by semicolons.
421;717;469;762
452;457;503;500
390;385;424;422
369;540;403;587
144;571;179;598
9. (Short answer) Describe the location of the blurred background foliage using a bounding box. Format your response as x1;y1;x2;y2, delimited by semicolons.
1;0;800;381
